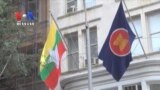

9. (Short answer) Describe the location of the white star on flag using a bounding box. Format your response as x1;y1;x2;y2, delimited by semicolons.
48;46;59;69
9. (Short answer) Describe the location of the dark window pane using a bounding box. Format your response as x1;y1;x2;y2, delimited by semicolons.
150;84;160;90
68;53;79;70
90;29;97;44
91;45;97;58
67;0;77;13
66;32;79;70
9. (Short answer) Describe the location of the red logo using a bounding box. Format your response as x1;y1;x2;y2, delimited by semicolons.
109;28;131;56
15;11;22;21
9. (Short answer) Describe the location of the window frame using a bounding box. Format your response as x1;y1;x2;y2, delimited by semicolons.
23;0;39;20
66;0;77;13
147;10;160;52
128;16;143;56
65;32;79;71
83;26;98;66
123;83;142;90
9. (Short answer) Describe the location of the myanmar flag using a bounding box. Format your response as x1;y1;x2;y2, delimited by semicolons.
40;16;66;89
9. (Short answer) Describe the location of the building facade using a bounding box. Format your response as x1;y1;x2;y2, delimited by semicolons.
50;0;160;90
16;0;49;89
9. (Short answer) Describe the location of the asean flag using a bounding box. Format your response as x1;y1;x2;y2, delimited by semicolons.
98;2;135;81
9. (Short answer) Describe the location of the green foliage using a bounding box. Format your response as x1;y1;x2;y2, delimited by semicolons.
0;0;7;18
0;0;40;78
0;0;17;19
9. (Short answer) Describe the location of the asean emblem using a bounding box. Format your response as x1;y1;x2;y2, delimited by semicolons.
109;28;131;56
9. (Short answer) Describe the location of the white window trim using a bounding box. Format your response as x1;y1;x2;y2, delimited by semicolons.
66;0;77;14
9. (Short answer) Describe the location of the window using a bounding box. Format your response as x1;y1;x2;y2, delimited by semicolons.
150;84;160;90
26;0;39;18
123;84;142;90
85;0;96;8
67;0;77;13
66;32;79;71
90;28;98;58
147;11;160;52
128;17;143;56
101;87;118;90
84;27;98;66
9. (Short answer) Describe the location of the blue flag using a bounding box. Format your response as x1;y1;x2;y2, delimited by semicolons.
98;2;135;81
27;11;35;21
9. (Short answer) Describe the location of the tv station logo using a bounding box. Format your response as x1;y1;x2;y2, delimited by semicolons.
15;11;35;26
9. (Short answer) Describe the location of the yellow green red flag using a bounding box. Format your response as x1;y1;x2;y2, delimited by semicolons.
40;16;66;89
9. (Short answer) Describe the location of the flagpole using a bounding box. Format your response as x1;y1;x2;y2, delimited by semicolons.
83;0;93;90
122;0;148;58
50;13;68;50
